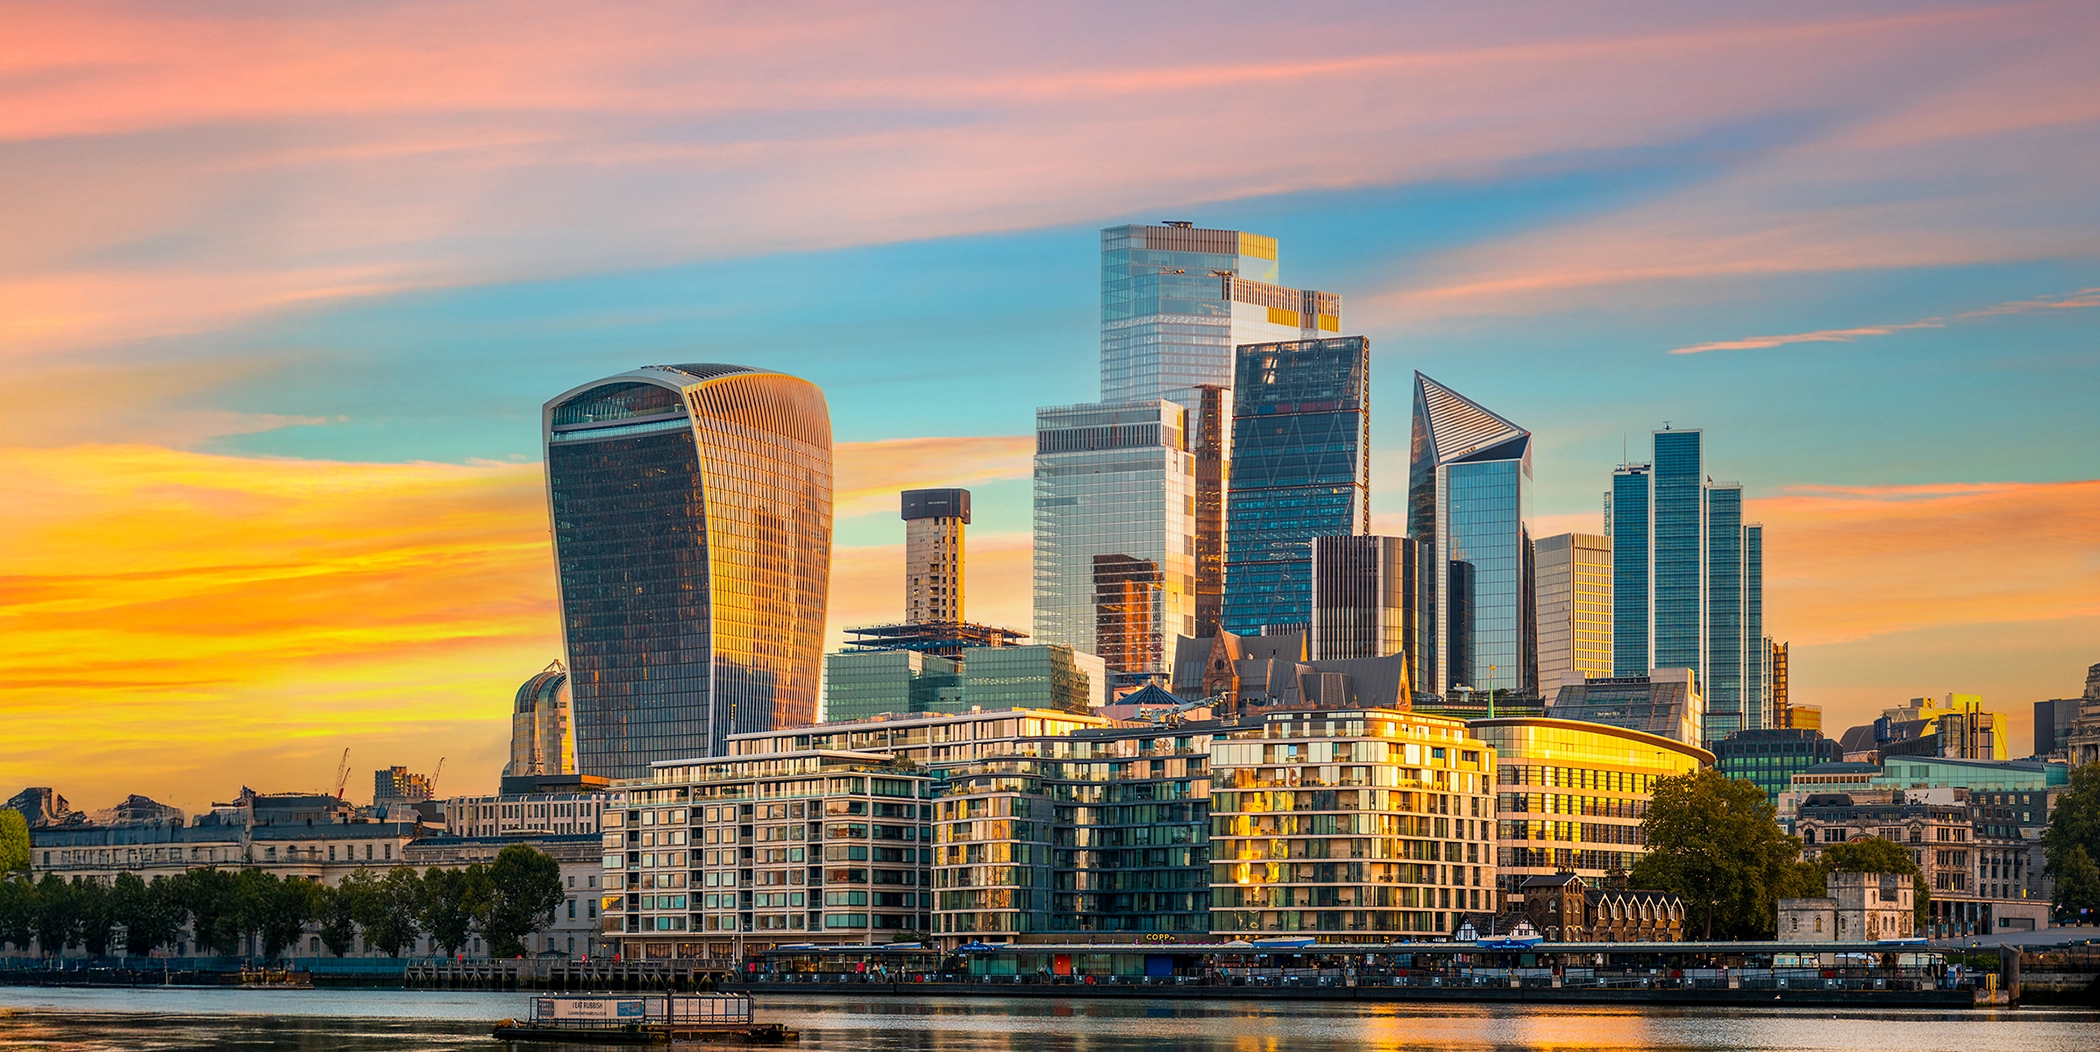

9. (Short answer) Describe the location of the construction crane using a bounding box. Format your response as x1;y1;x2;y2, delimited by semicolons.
333;747;351;800
429;756;446;797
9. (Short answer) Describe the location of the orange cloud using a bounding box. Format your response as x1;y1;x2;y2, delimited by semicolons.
0;444;559;812
1758;479;2100;732
833;435;1032;519
0;436;1037;812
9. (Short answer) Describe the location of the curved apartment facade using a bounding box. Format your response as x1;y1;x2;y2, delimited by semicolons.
544;364;832;778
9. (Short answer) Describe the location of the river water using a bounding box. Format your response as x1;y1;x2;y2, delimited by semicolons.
0;988;2093;1051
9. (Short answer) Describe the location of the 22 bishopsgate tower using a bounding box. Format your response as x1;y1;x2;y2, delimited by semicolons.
1036;223;1344;678
543;364;834;779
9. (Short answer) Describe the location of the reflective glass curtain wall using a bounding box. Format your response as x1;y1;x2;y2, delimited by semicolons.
1744;524;1768;731
1609;467;1650;677
1098;223;1339;407
1032;401;1196;677
1222;336;1371;637
1651;430;1706;674
1705;484;1745;740
1407;374;1536;698
545;364;832;779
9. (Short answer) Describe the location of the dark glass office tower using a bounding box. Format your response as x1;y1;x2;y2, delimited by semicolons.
1609;466;1651;677
1652;430;1706;673
1706;483;1745;740
1407;373;1535;698
543;364;832;778
1310;535;1417;662
1191;384;1230;638
1221;336;1371;637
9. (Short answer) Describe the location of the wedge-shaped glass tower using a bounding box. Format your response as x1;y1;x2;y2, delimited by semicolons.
1407;373;1535;698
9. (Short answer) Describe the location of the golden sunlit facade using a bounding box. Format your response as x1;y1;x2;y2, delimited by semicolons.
1469;717;1711;901
1209;709;1496;940
545;364;832;779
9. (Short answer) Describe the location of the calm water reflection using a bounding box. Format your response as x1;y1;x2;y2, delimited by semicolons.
0;988;2093;1052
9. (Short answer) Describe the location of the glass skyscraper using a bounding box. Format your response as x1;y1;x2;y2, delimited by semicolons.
1221;336;1371;636
1309;535;1416;662
1608;428;1768;744
1099;223;1341;406
1032;400;1196;677
543;364;832;778
1407;373;1535;698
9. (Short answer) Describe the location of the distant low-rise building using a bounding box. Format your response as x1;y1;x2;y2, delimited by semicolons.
1778;870;1914;943
1713;728;1837;805
1514;873;1685;943
443;789;607;839
401;833;608;959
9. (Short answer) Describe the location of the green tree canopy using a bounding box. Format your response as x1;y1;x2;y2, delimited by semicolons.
0;876;34;951
1629;768;1822;939
357;866;424;957
109;873;185;958
420;864;491;957
316;876;361;957
30;873;79;957
0;809;28;874
2044;764;2100;921
483;845;565;958
177;868;241;957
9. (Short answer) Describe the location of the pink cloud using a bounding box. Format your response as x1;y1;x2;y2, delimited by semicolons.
1666;285;2100;354
6;2;2093;353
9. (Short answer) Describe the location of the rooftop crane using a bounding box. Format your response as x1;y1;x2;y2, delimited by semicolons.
429;756;446;797
333;747;351;800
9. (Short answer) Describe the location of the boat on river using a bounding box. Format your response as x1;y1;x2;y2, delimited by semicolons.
491;993;793;1044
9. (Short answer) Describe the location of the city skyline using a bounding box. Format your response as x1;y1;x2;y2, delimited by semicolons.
5;2;2098;812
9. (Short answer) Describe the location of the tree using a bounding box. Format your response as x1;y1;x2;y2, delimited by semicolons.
0;809;28;874
0;877;34;951
420;865;491;957
256;875;320;960
30;872;79;957
178;868;240;957
316;878;360;957
483;845;566;958
73;878;116;957
2044;763;2100;921
109;873;183;958
356;867;424;957
1818;835;1931;928
1630;768;1818;939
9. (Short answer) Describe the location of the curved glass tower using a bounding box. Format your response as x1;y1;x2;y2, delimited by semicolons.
543;364;832;778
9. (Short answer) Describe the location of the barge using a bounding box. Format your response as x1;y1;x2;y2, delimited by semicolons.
492;993;793;1044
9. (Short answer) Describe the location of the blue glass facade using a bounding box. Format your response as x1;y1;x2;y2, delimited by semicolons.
1407;374;1535;697
1221;337;1371;637
1744;523;1767;731
1607;429;1766;747
1609;467;1650;677
1651;430;1705;673
1705;484;1744;740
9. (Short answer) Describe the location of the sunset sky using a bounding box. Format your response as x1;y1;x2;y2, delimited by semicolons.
3;1;2097;815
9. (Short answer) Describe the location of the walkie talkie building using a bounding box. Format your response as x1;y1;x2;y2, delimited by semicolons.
543;364;832;779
